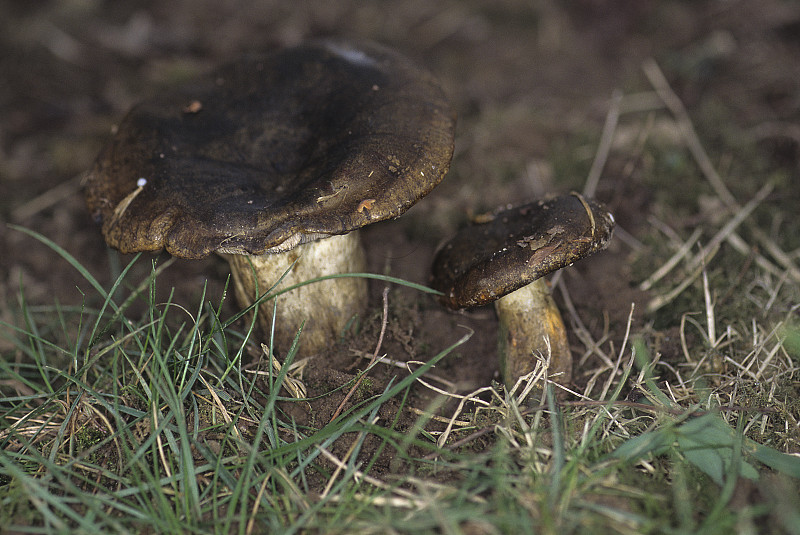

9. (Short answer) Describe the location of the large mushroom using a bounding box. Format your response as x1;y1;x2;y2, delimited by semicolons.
430;194;614;386
84;40;456;357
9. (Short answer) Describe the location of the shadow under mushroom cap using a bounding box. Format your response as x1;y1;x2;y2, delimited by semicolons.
84;40;456;259
431;194;616;309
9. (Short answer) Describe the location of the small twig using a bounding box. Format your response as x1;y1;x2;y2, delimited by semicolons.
329;286;390;423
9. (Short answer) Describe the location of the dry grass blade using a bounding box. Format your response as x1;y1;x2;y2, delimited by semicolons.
106;182;145;229
639;227;703;291
406;406;473;426
647;182;773;313
641;58;799;289
725;232;800;282
197;374;243;443
350;349;459;390
321;416;379;498
246;475;273;535
11;175;83;221
315;444;422;502
557;279;614;371
245;344;308;399
642;58;738;209
599;303;635;401
404;361;495;446
330;286;390;423
647;246;716;314
0;410;65;443
618;90;665;114
422;426;495;461
434;385;496;447
583;90;622;198
749;226;800;282
685;182;774;274
152;401;172;481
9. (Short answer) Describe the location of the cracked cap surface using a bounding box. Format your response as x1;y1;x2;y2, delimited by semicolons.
84;40;456;258
431;194;615;309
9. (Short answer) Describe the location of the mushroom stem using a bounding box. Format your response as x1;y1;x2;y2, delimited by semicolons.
221;231;367;357
495;278;572;385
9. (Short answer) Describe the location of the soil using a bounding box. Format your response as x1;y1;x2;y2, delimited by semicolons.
2;0;799;487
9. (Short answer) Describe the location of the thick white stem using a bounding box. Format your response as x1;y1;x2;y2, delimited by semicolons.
221;231;367;357
495;278;572;386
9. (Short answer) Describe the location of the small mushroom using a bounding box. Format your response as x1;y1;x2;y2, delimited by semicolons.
430;194;615;386
84;40;455;356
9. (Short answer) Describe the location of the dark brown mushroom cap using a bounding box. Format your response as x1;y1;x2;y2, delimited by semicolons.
84;40;456;258
431;194;615;309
